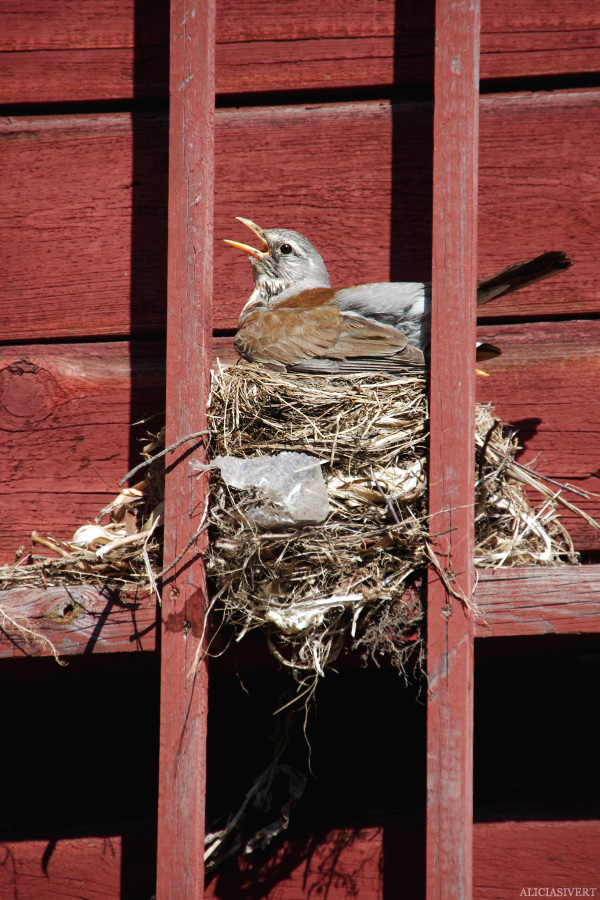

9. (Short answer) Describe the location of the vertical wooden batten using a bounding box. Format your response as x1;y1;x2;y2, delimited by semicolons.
427;1;480;898
157;0;215;896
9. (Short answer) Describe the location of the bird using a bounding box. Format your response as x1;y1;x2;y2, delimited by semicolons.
225;218;572;374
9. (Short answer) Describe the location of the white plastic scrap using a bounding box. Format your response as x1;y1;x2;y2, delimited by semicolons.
193;451;331;528
264;593;365;634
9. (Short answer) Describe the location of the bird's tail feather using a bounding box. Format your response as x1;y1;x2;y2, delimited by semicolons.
476;251;571;306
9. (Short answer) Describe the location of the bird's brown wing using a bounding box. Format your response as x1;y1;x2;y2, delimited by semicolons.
234;297;425;371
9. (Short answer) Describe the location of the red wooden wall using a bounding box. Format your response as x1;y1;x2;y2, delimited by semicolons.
1;0;600;896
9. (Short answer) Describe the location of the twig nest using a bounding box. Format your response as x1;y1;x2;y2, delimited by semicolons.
205;363;583;688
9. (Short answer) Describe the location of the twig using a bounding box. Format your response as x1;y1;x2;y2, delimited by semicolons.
118;430;209;486
512;460;594;500
371;468;401;525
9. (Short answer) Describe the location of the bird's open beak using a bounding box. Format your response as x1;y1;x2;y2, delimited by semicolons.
224;217;270;259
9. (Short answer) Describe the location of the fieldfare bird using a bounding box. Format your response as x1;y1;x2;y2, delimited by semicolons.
226;218;571;374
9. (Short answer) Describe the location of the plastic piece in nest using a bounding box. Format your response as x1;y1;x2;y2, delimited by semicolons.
192;451;331;528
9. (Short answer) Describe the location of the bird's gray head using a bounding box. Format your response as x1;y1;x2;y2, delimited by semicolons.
225;218;331;319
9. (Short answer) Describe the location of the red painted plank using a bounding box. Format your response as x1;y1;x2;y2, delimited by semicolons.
155;0;214;896
482;0;600;79
0;48;168;103
476;319;600;549
204;827;391;899
2;92;598;340
0;585;156;657
0;0;167;50
1;559;598;663
0;836;123;899
478;90;600;320
426;0;479;897
2;819;597;899
1;1;599;101
473;820;600;898
0;112;168;340
204;820;600;899
476;565;600;636
0;343;165;564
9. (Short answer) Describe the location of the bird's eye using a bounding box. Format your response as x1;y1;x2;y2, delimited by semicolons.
279;243;293;255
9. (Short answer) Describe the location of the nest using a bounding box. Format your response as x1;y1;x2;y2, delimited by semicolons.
204;363;591;695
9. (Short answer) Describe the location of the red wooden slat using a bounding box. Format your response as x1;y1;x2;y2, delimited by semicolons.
0;836;123;899
0;342;165;563
155;0;215;896
0;112;168;341
0;585;155;657
1;0;600;102
3;818;598;898
0;0;166;50
2;92;598;341
473;820;600;897
426;0;479;897
2;562;599;661
0;48;168;103
476;564;600;636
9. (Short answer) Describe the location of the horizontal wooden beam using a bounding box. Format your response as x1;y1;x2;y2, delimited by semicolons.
1;0;599;101
2;817;598;898
0;584;156;658
476;564;600;637
0;564;599;658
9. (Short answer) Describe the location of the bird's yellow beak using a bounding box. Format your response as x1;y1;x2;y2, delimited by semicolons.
224;217;270;259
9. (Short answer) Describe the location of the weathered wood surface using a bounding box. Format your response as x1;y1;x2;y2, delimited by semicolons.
476;319;600;543
474;820;600;897
1;0;600;101
0;343;165;563
155;0;214;896
2;819;598;899
476;565;600;636
0;836;124;899
0;585;156;658
426;1;478;897
0;113;168;341
2;91;598;341
1;562;600;659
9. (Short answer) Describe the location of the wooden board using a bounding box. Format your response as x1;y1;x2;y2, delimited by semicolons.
0;585;156;657
155;0;214;896
474;820;600;898
0;826;156;900
0;342;165;563
0;836;124;899
426;1;478;895
1;1;600;101
476;565;600;636
2;819;598;899
2;562;600;660
0;113;168;341
476;319;600;545
2;91;599;341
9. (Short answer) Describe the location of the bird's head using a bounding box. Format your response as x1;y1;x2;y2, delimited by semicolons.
225;218;330;316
